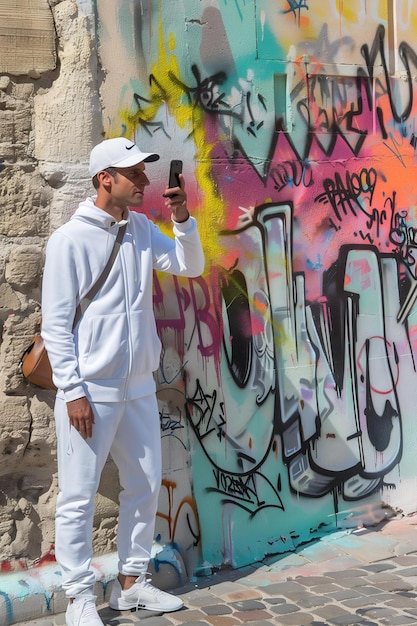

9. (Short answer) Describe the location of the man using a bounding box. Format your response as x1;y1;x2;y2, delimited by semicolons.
41;137;205;626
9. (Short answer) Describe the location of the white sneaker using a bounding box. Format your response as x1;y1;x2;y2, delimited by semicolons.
65;595;104;626
109;574;184;612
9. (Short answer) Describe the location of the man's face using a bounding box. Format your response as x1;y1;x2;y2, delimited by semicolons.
110;163;150;206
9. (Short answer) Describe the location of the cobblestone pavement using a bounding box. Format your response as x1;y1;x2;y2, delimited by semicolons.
17;514;417;625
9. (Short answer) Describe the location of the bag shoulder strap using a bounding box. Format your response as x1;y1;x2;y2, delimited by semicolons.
72;223;127;329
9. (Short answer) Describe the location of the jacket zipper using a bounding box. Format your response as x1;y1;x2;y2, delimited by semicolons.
120;239;133;401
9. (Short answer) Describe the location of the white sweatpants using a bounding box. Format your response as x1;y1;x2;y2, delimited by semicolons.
54;394;162;598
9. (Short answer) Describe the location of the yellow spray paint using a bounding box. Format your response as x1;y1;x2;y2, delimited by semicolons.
118;4;225;268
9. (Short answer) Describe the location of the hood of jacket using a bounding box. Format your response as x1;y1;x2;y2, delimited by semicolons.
70;196;130;231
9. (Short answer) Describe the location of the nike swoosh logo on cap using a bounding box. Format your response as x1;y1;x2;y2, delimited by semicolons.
126;144;135;150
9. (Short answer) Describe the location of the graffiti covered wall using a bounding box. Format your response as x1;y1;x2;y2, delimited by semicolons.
94;0;417;569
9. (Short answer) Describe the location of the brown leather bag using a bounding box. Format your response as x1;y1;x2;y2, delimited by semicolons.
19;224;126;390
19;335;56;390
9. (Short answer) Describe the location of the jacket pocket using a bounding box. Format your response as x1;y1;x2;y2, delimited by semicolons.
78;312;129;380
77;309;161;381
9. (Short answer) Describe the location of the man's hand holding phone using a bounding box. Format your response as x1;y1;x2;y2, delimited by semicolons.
163;160;190;223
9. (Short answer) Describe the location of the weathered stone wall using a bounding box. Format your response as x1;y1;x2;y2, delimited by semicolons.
0;0;117;570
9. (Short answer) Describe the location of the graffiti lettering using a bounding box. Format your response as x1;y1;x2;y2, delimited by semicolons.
188;276;220;359
154;274;219;360
270;159;314;192
132;90;172;139
360;25;417;125
315;168;377;222
131;63;268;145
186;379;226;442
210;468;284;515
168;64;268;137
160;408;185;436
389;203;417;272
213;468;262;503
157;480;200;547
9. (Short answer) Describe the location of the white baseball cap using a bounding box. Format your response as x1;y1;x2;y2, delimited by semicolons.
89;137;159;177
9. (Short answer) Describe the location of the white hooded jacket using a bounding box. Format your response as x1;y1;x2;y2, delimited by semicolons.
41;198;205;403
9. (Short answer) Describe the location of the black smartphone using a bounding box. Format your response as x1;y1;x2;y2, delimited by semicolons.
168;160;183;188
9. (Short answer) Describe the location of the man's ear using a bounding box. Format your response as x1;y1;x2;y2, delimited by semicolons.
96;170;114;190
